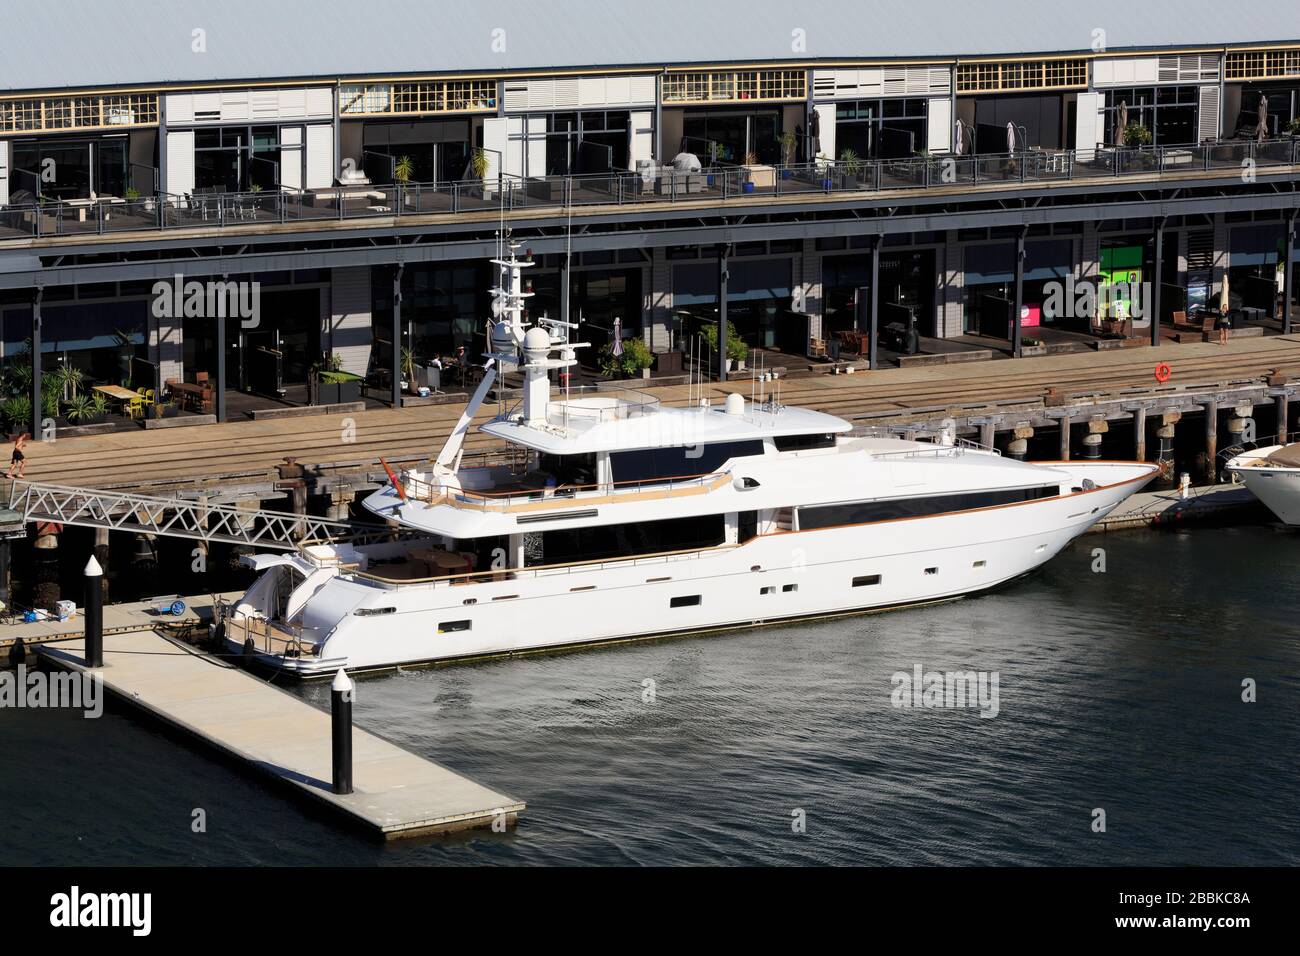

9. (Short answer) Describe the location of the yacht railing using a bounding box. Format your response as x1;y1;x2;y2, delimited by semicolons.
867;438;1001;461
399;468;733;513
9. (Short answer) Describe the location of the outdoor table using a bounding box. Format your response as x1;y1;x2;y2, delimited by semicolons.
93;384;140;416
166;380;208;411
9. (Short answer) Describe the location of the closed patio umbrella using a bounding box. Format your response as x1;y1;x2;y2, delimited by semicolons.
1258;94;1270;143
1115;100;1129;146
1007;122;1017;154
809;109;821;158
612;316;624;357
954;120;965;156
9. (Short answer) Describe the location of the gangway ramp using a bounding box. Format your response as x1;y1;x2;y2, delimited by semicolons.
7;481;388;551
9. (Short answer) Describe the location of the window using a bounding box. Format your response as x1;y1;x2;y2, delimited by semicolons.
853;575;882;588
924;568;939;576
610;441;765;485
1226;48;1300;81
783;584;799;593
738;511;759;544
956;58;1088;93
0;93;159;134
663;70;806;104
438;620;472;634
354;607;396;617
800;486;1058;531
529;514;726;568
340;81;497;116
761;586;777;596
774;433;838;453
973;561;988;569
671;595;702;608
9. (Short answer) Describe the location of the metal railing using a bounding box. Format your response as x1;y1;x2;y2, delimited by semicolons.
2;139;1298;243
399;467;732;513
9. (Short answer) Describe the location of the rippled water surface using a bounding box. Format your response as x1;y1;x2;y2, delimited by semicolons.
3;526;1298;866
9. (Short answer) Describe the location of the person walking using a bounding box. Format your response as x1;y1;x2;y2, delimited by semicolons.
1216;302;1232;346
5;433;30;479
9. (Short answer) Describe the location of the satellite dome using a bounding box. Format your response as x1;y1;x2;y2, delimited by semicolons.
523;327;551;352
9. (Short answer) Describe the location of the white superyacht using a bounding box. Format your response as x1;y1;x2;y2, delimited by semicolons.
223;243;1159;677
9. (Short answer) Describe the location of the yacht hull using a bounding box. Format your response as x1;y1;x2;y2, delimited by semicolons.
227;461;1157;678
1226;446;1300;525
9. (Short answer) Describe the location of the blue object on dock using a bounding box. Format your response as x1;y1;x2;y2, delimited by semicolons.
169;601;186;617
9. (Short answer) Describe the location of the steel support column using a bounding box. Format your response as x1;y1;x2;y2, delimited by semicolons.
1151;218;1165;347
869;235;881;371
717;244;730;383
391;264;404;408
216;276;228;422
1013;227;1027;359
30;288;43;440
1285;211;1297;336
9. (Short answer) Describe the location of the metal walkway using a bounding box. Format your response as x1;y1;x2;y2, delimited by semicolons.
7;481;386;551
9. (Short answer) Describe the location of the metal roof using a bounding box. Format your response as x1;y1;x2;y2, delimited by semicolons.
1;0;1299;93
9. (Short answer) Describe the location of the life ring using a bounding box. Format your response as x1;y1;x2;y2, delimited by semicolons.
1154;363;1172;384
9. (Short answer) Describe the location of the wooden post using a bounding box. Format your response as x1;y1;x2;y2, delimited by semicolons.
1277;392;1291;444
1134;406;1148;462
1204;400;1219;483
1058;415;1072;461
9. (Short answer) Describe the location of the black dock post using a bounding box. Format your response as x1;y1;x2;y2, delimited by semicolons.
332;669;354;795
84;556;104;668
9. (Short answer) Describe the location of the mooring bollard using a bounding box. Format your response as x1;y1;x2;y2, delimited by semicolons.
331;668;354;795
84;556;104;668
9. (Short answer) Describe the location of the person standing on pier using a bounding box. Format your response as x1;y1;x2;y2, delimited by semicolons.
1216;303;1232;346
5;433;29;480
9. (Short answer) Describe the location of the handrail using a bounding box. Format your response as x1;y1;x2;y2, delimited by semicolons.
3;138;1296;243
401;468;733;511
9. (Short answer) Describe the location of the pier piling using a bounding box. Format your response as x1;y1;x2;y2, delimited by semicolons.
83;556;103;669
332;669;354;796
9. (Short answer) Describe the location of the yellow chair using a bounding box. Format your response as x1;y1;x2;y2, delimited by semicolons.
126;395;145;419
141;388;156;408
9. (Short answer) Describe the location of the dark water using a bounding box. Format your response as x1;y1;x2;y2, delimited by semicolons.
3;526;1298;866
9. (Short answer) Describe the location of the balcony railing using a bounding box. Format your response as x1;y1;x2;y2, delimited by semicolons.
2;139;1297;243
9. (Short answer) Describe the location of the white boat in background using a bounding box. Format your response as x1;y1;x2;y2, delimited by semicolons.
1225;443;1300;525
221;240;1160;678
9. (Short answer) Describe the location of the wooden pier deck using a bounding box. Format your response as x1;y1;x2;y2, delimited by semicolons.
37;632;525;839
9;334;1300;494
1;592;239;650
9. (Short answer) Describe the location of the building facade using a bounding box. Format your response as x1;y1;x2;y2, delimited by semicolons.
1;0;1299;436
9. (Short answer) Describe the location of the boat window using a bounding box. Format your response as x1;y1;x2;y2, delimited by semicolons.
438;620;472;634
609;440;765;485
670;595;702;608
800;485;1058;531
527;514;726;567
537;453;598;488
854;575;882;587
737;511;759;543
774;433;838;453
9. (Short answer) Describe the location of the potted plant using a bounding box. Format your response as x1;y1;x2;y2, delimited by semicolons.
839;148;863;189
394;155;415;185
699;320;748;372
778;131;797;172
65;392;109;426
0;395;31;433
598;337;653;379
1123;123;1153;148
1287;118;1300;138
470;147;491;181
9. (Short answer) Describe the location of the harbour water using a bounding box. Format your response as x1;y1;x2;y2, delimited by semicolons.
3;525;1297;866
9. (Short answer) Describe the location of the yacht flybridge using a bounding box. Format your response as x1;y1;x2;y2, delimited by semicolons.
223;241;1160;678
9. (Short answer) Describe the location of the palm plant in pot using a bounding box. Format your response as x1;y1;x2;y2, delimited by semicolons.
839;148;864;189
394;155;415;186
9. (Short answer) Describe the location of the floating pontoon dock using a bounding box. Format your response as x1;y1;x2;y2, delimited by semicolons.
37;632;524;839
